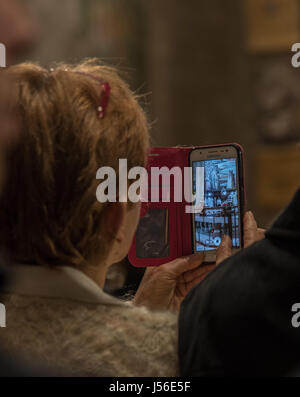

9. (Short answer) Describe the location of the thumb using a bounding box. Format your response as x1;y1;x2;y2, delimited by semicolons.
216;234;232;265
163;252;204;276
244;211;259;248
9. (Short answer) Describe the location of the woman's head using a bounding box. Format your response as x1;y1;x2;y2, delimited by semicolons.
0;60;149;269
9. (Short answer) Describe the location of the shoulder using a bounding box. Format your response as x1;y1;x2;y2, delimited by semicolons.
1;293;179;376
79;301;179;376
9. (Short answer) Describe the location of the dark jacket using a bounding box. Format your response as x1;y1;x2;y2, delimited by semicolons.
179;188;300;376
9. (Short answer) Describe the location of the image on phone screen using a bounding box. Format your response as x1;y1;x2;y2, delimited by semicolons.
192;158;240;251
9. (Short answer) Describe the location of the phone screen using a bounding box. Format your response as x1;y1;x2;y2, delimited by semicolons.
192;157;241;251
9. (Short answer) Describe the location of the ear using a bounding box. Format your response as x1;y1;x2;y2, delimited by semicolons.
101;202;127;243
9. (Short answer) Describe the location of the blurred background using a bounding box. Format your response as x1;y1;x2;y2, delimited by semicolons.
2;0;300;234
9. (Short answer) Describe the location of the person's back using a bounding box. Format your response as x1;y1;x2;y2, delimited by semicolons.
179;190;300;376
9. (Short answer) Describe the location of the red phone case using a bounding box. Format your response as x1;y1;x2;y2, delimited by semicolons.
128;144;245;267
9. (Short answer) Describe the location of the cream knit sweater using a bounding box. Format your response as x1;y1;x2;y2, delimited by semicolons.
0;265;179;377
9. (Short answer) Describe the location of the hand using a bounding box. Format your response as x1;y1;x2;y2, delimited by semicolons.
216;210;265;265
133;253;215;312
133;211;264;313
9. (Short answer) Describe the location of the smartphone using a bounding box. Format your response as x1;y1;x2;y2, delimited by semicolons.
189;144;245;263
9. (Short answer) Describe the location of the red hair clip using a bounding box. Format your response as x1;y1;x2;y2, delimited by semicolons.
51;69;111;119
75;72;111;119
97;81;111;119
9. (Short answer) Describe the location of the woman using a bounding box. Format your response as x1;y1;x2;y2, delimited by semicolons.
0;60;222;376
